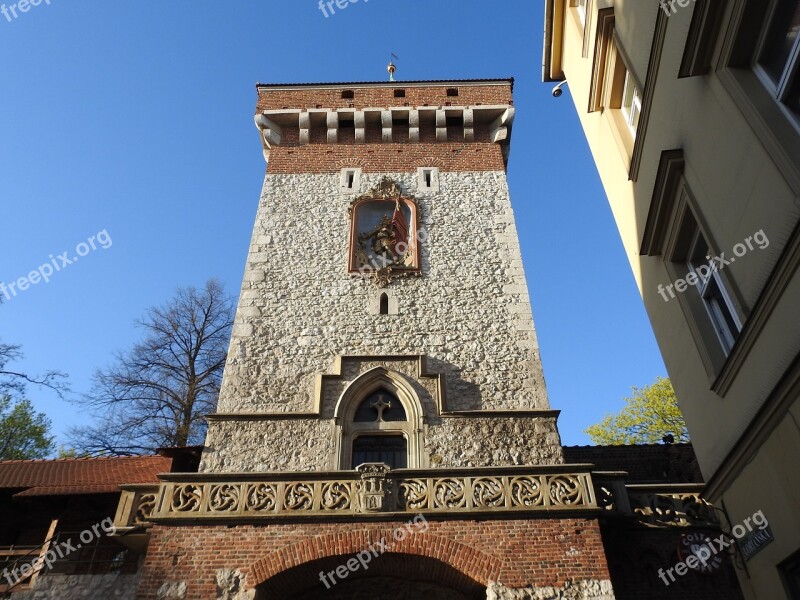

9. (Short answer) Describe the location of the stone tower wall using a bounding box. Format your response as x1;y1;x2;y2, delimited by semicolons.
202;81;563;473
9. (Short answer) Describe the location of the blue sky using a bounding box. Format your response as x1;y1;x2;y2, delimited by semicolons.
0;0;666;449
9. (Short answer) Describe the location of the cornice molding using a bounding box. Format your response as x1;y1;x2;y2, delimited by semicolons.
679;0;729;78
705;349;800;501
641;149;686;256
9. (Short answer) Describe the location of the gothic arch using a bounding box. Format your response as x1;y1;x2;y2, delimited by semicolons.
333;367;425;469
248;530;501;596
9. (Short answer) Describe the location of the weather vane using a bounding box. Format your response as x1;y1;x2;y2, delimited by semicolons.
388;53;399;82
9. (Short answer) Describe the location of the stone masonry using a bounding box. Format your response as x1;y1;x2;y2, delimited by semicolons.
202;86;564;473
132;80;615;599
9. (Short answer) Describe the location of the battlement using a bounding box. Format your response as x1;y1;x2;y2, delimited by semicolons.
254;79;515;167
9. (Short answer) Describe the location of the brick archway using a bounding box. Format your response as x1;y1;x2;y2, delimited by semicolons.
248;529;502;590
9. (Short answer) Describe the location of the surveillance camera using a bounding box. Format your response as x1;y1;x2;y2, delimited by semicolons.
551;81;567;98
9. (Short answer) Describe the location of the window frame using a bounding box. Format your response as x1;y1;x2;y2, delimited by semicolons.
417;167;440;192
332;368;426;471
779;547;800;599
597;33;642;161
717;0;800;194
686;229;743;355
339;167;362;194
664;201;745;376
642;150;748;379
620;68;643;135
336;382;421;470
753;0;800;112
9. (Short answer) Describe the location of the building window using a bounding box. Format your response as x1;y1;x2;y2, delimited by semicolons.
756;0;800;115
621;69;642;135
665;205;745;373
394;89;406;98
589;10;641;159
341;90;355;99
379;292;389;314
446;88;459;97
417;167;440;192
686;228;743;355
719;0;800;192
334;368;425;469
341;388;414;469
642;150;746;376
339;167;362;194
779;548;800;598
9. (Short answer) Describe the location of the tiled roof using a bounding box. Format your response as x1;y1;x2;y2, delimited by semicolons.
0;455;172;497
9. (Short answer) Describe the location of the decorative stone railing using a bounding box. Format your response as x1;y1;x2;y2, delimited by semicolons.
113;484;160;533
592;474;719;528
120;464;597;524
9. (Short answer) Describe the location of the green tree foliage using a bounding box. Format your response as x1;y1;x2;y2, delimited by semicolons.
585;377;689;445
0;395;55;460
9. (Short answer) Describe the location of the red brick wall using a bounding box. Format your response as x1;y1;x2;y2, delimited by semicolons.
136;517;610;599
257;81;512;174
256;82;513;112
265;141;506;174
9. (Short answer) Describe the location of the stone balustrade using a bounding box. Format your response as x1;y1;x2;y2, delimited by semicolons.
592;473;720;528
114;464;598;527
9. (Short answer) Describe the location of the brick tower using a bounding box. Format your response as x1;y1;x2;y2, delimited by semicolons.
132;78;616;599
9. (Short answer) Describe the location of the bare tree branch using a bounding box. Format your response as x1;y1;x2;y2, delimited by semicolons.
68;279;234;456
0;342;70;398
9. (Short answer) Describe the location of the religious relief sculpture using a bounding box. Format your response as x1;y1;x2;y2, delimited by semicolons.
349;177;421;286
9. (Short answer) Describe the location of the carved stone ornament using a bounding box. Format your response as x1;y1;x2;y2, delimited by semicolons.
356;462;393;512
348;177;415;213
125;468;597;522
372;267;394;288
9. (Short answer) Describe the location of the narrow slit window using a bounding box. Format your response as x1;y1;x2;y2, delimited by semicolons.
379;293;389;314
340;168;361;194
418;167;439;192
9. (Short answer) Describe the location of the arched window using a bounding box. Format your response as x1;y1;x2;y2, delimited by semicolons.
335;376;423;470
379;293;389;315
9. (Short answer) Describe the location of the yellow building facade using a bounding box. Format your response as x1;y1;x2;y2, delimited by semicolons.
543;1;800;598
